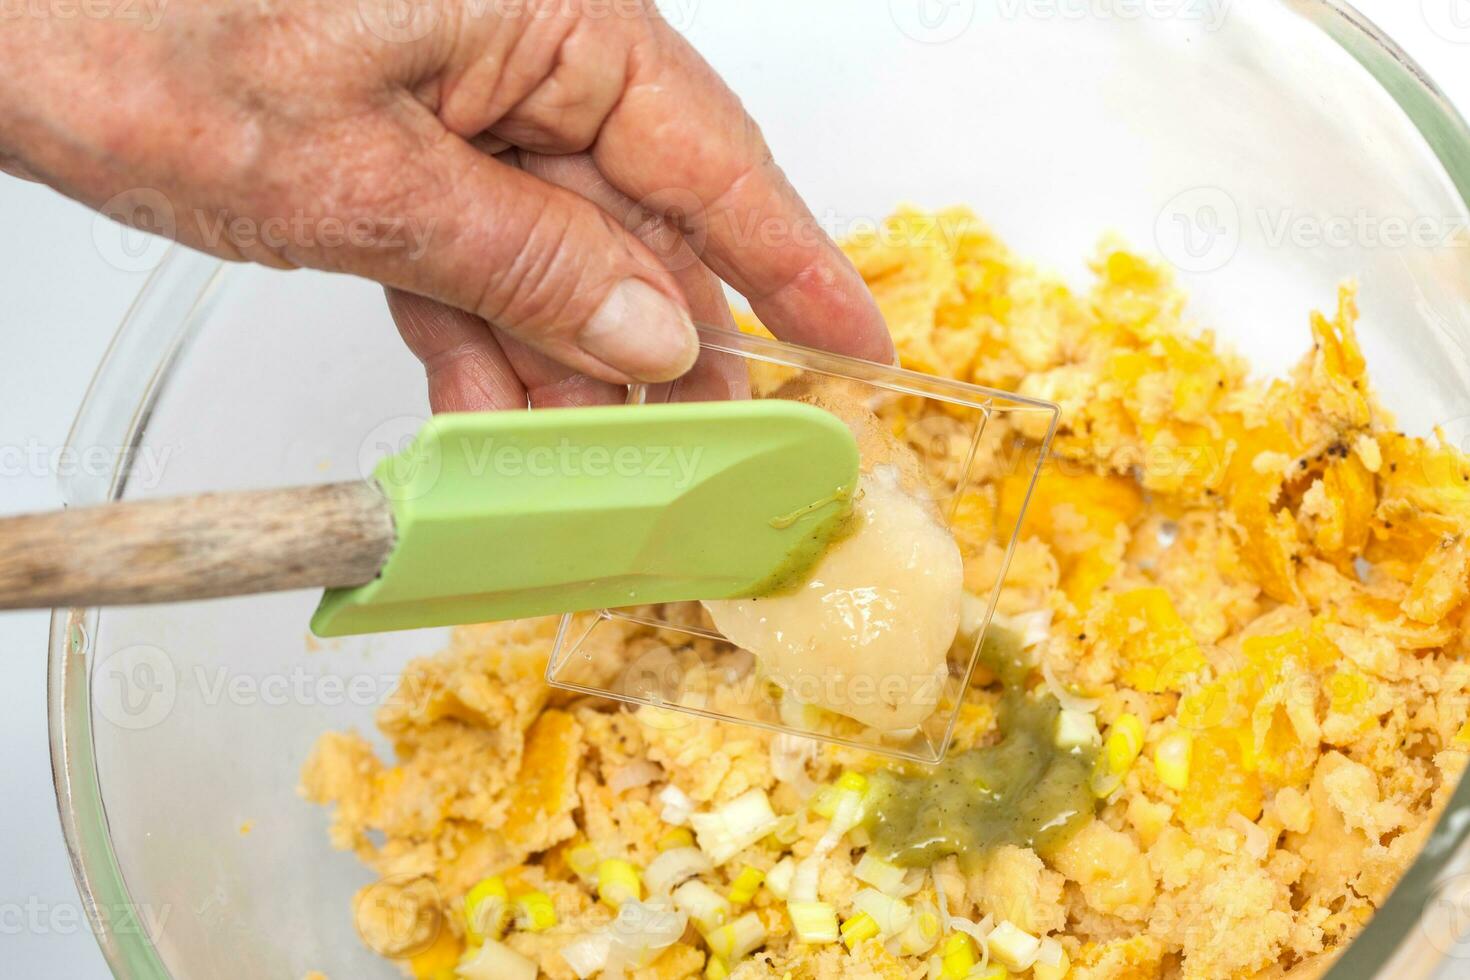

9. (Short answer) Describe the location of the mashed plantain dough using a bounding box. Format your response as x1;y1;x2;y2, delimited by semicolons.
304;208;1470;980
703;464;963;731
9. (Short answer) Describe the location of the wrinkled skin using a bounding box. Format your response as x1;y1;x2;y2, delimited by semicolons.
0;0;893;409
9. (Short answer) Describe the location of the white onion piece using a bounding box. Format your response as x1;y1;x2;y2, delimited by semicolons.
946;916;993;969
657;785;695;826
1036;936;1065;968
458;939;538;980
643;847;712;896
608;760;663;794
949;913;996;969
851;888;913;939
946;914;993;945
1041;660;1102;713
770;734;818;798
790;856;822;904
1229;812;1270;860
606;899;688;970
997;608;1054;648
559;933;612;978
897;868;927;899
931;870;950;928
814;791;865;856
690;789;780;865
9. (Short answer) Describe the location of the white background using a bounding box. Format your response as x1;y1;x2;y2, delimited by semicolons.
1;2;1468;976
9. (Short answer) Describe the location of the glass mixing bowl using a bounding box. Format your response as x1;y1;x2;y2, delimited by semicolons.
49;1;1470;977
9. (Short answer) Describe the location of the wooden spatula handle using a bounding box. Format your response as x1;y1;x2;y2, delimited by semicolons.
0;481;396;610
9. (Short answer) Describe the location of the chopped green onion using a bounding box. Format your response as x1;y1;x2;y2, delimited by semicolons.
1106;714;1145;770
456;937;537;980
840;911;880;950
645;847;712;896
809;785;840;819
1155;731;1193;790
1032;937;1069;980
851;888;912;940
987;920;1041;972
658;785;696;826
672;879;732;933
854;852;909;896
463;876;510;943
705;911;767;961
940;933;976;979
596;859;642;910
787;902;839;944
764;857;796;901
514;891;557;933
691;789;781;865
566;844;600;885
895;904;942;956
789;856;821;904
659;828;695;852
728;865;765;904
1054;709;1101;750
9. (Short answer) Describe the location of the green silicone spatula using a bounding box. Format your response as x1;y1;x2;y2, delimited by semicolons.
0;401;860;636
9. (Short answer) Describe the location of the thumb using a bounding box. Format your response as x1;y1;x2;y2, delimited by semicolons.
325;127;699;385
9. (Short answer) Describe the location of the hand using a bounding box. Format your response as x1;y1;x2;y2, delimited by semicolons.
0;0;894;409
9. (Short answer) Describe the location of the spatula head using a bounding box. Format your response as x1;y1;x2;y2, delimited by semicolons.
311;401;860;636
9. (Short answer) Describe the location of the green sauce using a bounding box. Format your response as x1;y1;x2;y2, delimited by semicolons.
746;483;859;598
863;628;1098;868
769;482;855;529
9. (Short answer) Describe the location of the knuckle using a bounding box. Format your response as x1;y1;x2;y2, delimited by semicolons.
477;204;590;333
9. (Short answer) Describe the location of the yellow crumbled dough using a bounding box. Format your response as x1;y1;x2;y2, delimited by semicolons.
302;207;1470;979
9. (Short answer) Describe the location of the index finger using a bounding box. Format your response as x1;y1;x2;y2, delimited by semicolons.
590;19;896;367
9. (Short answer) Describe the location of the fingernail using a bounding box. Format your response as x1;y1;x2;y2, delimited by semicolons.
582;280;699;381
